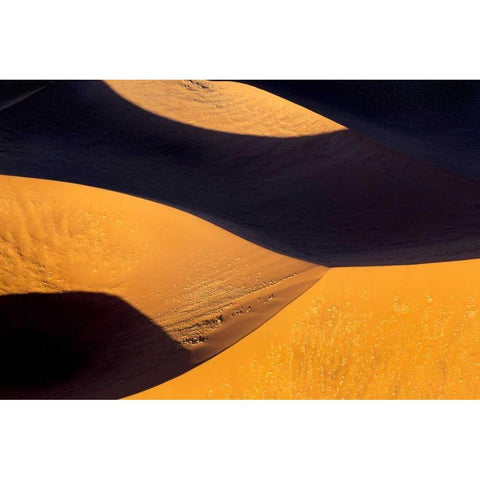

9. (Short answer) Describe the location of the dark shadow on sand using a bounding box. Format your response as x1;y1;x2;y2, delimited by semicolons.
0;80;52;111
242;81;480;179
2;80;480;266
0;292;191;399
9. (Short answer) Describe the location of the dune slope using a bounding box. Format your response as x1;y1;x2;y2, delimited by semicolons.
106;80;343;137
3;80;480;400
1;80;480;266
243;81;480;179
0;175;325;398
0;80;50;111
132;260;480;399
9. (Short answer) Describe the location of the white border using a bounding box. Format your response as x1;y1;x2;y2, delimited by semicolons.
0;400;478;479
2;2;480;478
2;0;480;78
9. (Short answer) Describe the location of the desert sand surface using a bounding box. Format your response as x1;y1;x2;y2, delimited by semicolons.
106;80;343;137
132;259;480;399
0;80;50;112
1;80;480;266
244;81;480;179
2;80;480;399
0;175;325;398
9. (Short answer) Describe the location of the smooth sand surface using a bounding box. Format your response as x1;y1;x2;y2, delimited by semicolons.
132;259;480;399
106;80;344;137
243;81;480;179
2;80;480;399
0;81;51;111
2;80;480;266
0;175;325;398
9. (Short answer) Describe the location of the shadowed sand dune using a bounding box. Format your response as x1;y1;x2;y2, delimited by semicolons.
243;81;480;179
3;80;480;399
0;175;324;398
132;259;480;400
0;292;190;399
2;80;480;266
0;80;51;112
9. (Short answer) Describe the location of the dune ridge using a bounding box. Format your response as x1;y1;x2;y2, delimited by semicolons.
0;80;50;112
2;79;480;399
1;80;480;266
132;259;480;400
0;174;325;398
243;81;480;179
106;80;345;137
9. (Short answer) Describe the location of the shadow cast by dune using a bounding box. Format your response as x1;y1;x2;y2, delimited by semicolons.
2;80;480;266
242;80;480;178
0;80;52;112
0;292;191;399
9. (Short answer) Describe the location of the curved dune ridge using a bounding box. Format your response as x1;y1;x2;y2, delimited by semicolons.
0;175;325;398
243;81;480;179
132;260;480;399
2;80;480;266
2;80;480;399
0;81;50;112
106;80;345;137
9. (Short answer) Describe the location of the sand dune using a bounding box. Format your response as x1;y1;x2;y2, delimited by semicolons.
243;81;480;179
2;80;480;266
0;175;325;398
0;80;50;111
106;80;343;137
132;259;480;399
2;80;480;399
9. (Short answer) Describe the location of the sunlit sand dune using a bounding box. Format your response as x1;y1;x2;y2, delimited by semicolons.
2;80;480;266
2;80;480;399
243;81;480;179
132;260;480;399
106;80;344;137
0;175;325;398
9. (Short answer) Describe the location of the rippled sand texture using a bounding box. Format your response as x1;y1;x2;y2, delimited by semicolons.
106;80;344;137
3;81;480;267
132;260;480;399
2;80;480;399
0;175;325;398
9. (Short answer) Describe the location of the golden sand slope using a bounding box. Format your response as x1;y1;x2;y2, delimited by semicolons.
4;81;480;267
106;80;345;137
132;260;480;399
100;80;480;399
4;81;480;399
0;175;325;398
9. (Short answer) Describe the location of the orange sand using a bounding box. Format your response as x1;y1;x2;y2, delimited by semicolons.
3;80;480;399
131;260;480;399
0;175;325;397
106;80;345;137
106;80;480;399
